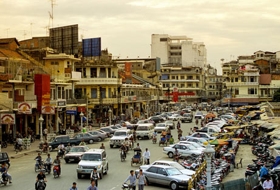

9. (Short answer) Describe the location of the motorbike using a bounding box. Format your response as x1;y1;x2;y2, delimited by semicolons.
0;173;9;186
57;149;64;158
1;141;7;148
122;183;133;190
120;150;126;162
36;179;46;190
14;142;22;153
43;162;52;174
152;136;157;144
35;159;44;172
53;164;60;178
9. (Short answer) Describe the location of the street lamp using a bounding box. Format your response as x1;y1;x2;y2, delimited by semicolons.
108;109;112;125
39;115;44;143
80;112;84;129
204;143;215;190
130;107;133;121
146;105;149;118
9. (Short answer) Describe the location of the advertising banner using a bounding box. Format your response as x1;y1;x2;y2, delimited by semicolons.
66;107;77;115
0;114;15;124
173;87;179;102
125;62;132;84
41;106;55;114
18;102;32;114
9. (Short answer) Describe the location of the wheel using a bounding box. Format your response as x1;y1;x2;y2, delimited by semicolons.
97;137;102;142
65;159;69;163
170;181;179;190
100;169;103;179
89;139;94;144
168;152;174;158
104;164;108;174
77;173;82;179
110;145;113;148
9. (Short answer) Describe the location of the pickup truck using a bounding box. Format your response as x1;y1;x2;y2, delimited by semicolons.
109;129;133;148
49;135;81;151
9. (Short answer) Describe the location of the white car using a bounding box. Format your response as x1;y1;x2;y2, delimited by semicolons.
190;132;216;141
165;120;175;129
168;114;182;121
179;141;205;151
139;160;195;176
163;143;203;158
154;123;169;133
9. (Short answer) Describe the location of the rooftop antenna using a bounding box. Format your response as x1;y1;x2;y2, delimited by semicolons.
48;0;57;28
5;28;10;37
30;22;34;37
23;30;27;40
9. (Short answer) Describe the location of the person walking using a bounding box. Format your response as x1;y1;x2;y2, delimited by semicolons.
87;180;98;190
124;170;136;190
69;182;78;190
143;148;150;165
262;176;273;190
137;169;147;190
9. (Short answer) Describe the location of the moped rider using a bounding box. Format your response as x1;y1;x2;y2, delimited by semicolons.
90;168;100;187
44;154;52;173
35;170;47;190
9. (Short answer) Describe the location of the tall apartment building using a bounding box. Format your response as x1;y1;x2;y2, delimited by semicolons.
151;34;207;67
205;65;223;101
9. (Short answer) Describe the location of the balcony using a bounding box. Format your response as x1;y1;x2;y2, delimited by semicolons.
160;79;199;82
66;99;87;105
225;82;258;86
259;85;280;89
235;94;259;98
243;72;259;76
76;78;122;85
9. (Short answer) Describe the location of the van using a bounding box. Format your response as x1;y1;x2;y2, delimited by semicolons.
136;123;154;139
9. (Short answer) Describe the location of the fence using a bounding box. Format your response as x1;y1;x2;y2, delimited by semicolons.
188;161;207;190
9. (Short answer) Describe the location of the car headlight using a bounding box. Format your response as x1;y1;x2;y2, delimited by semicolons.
97;165;101;169
78;165;82;169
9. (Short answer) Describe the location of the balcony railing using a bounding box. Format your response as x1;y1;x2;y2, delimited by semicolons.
243;72;259;76
259;85;280;89
235;94;259;98
76;78;122;85
225;82;259;86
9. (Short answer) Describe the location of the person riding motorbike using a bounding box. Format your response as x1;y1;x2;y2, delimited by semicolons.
65;143;72;154
90;167;100;187
124;138;130;150
53;156;61;175
42;141;49;153
161;130;167;138
57;143;65;157
120;144;127;159
44;154;52;173
0;163;12;183
35;153;43;167
160;136;166;144
35;170;47;190
152;132;157;143
15;137;22;151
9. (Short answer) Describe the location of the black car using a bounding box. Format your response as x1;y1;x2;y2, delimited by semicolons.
0;152;10;167
149;116;163;123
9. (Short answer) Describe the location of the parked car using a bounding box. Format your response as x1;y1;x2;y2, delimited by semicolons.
88;131;106;141
64;146;89;163
182;136;209;147
100;127;115;136
139;160;195;176
190;132;216;141
154;123;169;133
97;129;111;138
163;143;203;158
197;127;220;135
73;133;101;144
49;135;81;151
165;120;175;129
148;116;164;123
179;141;205;151
135;165;190;190
180;113;193;123
0;152;10;167
168;114;182;121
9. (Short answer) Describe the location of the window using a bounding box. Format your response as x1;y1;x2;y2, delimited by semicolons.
160;38;168;42
188;84;192;87
235;78;238;82
147;167;158;173
248;88;257;94
172;76;176;79
181;76;185;79
181;84;185;88
157;168;167;175
51;61;59;65
91;88;97;98
187;76;193;80
196;76;200;80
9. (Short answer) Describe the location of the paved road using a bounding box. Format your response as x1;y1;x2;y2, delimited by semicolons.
4;121;194;190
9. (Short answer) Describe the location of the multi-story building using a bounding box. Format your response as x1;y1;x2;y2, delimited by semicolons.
205;65;223;102
222;51;280;105
151;34;207;67
160;66;205;103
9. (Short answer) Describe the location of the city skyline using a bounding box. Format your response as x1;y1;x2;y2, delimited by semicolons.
1;0;280;73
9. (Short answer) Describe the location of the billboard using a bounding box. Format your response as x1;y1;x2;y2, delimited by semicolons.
125;62;132;84
0;114;15;124
82;38;101;57
49;24;79;55
42;106;55;114
35;74;51;113
18;102;32;114
173;87;179;102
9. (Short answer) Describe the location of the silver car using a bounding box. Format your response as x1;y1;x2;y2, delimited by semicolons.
135;165;190;190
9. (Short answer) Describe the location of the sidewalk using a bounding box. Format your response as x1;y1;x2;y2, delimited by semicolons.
3;140;41;159
223;144;254;182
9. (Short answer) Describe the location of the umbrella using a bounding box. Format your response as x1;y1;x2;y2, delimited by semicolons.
210;139;229;145
205;113;216;118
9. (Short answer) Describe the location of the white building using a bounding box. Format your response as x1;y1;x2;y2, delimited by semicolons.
151;34;207;67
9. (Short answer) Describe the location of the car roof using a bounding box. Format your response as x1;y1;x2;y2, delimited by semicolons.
84;149;105;154
153;160;176;164
116;129;130;132
148;165;174;169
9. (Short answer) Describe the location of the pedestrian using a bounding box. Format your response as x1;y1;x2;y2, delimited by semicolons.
87;180;98;190
69;182;78;190
124;170;136;190
100;143;105;149
262;176;273;190
43;128;48;140
230;152;235;171
137;169;147;190
177;121;181;129
189;128;193;135
143;148;150;165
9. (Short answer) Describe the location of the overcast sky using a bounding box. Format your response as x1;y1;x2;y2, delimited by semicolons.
1;0;280;73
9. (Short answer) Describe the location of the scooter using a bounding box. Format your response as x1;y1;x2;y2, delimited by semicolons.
53;164;60;178
0;173;9;186
35;159;44;173
57;149;64;158
44;163;52;174
152;136;157;144
120;150;126;162
36;179;46;190
122;183;133;190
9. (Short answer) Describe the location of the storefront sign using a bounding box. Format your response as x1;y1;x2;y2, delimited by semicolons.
66;107;77;115
41;106;55;114
18;102;32;114
0;114;15;124
78;106;86;112
173;87;179;102
57;100;66;107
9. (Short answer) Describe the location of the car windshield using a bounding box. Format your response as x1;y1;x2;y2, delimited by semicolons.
170;162;185;170
70;147;85;152
172;114;179;117
137;126;148;131
165;121;172;124
166;168;182;176
187;145;196;150
81;154;101;161
114;131;127;136
156;124;165;127
137;120;146;124
189;143;200;148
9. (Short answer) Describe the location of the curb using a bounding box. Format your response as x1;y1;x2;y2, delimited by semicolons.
10;149;40;159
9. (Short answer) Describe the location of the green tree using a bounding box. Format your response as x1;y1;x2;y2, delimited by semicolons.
273;88;280;102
